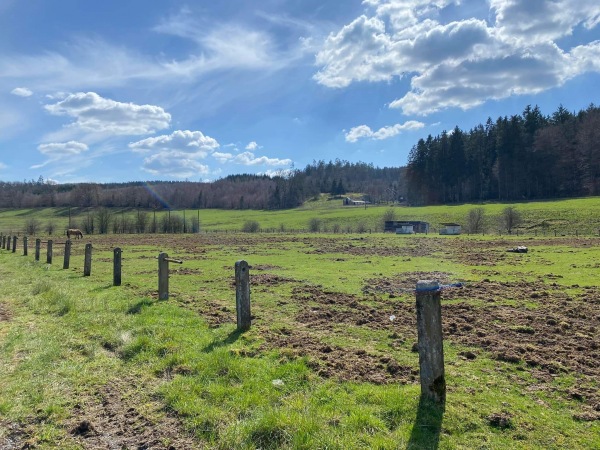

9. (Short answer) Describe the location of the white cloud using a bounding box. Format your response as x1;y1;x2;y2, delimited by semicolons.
129;130;219;155
213;152;234;163
38;141;88;156
31;140;89;170
491;0;600;43
245;141;259;150
11;87;33;97
0;162;7;170
346;120;425;142
45;92;171;135
141;152;210;178
233;151;292;166
315;0;600;114
129;130;219;178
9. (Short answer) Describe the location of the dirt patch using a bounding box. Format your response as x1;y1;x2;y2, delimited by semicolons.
0;421;29;450
280;279;599;418
291;284;415;333
69;381;200;449
363;272;454;296
251;273;297;287
263;328;415;385
0;302;11;322
177;298;233;328
307;236;441;258
440;280;600;418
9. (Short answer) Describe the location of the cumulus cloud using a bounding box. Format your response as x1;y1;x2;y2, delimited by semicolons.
314;0;600;114
11;87;33;97
45;92;171;135
38;141;89;156
245;141;259;150
345;120;425;142
141;152;210;178
213;150;292;166
233;151;292;166
129;130;219;178
129;130;218;154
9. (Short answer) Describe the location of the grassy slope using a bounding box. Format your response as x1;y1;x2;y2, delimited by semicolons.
1;198;599;448
1;196;599;234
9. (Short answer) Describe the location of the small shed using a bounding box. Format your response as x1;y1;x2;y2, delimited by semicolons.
343;197;366;206
439;223;462;235
396;224;414;234
385;220;429;234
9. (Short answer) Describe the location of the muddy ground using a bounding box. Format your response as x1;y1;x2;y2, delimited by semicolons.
33;234;600;423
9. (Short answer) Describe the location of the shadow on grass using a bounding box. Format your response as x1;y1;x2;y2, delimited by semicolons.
127;298;155;314
202;329;243;353
407;396;445;450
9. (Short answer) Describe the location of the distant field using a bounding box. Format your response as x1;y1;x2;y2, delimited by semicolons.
1;196;599;235
0;229;598;448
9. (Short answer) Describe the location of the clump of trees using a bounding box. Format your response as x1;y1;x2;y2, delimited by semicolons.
242;220;260;233
406;104;600;204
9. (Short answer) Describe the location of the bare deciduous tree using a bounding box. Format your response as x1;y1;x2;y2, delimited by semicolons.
466;207;486;233
500;206;522;234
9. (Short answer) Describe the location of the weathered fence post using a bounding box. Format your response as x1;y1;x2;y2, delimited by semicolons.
23;236;28;256
235;260;251;331
63;240;71;269
35;238;41;261
12;236;17;253
415;280;446;403
83;243;92;276
2;235;5;249
157;253;182;299
158;252;169;300
113;247;122;286
6;235;11;251
46;240;53;264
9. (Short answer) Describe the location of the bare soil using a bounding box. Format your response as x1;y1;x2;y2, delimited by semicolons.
68;381;201;450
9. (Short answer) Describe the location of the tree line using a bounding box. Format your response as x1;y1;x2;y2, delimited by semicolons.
0;161;405;210
406;104;600;204
1;101;598;210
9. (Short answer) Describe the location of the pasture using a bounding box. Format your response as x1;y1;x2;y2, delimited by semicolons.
0;205;599;448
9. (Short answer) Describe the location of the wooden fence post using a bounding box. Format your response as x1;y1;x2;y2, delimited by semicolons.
35;239;41;261
63;240;71;269
2;235;5;249
158;252;169;300
113;247;122;286
23;236;28;256
12;236;17;253
84;243;92;276
6;235;11;251
415;280;446;403
46;240;53;264
235;260;251;331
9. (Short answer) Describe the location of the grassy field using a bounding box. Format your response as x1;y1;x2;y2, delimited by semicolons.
0;201;599;449
1;196;599;235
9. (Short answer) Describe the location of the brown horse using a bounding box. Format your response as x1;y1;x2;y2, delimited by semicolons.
67;228;83;239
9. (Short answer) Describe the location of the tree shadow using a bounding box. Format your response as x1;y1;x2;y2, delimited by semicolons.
407;396;445;450
202;329;243;353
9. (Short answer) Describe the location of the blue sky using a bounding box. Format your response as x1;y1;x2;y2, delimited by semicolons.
1;0;599;183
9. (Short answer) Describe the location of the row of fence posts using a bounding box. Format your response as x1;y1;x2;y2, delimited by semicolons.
1;231;444;403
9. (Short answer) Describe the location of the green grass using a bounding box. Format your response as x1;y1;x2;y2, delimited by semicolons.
1;196;599;235
0;202;599;448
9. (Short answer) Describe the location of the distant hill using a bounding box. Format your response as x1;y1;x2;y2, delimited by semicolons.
1;102;598;210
